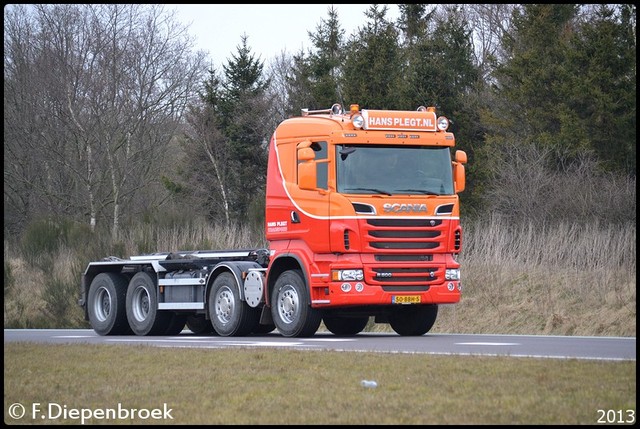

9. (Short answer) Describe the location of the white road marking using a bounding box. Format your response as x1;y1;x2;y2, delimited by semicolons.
302;338;357;342
53;335;96;338
456;342;521;346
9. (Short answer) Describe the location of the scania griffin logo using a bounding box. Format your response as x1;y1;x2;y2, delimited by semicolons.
383;203;427;213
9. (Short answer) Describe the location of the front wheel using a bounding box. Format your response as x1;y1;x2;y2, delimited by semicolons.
271;270;321;338
388;304;438;336
323;316;369;336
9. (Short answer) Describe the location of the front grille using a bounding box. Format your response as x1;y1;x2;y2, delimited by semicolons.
369;230;439;238
368;219;442;227
375;254;433;262
362;218;448;289
372;267;436;283
370;241;438;249
365;218;444;252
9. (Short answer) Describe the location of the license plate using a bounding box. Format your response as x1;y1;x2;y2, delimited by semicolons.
392;295;421;304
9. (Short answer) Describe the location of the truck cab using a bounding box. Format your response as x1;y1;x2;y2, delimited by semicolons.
265;103;467;336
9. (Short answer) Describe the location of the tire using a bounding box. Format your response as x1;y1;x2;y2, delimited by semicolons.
323;315;369;336
271;270;321;338
186;314;215;334
388;304;438;336
252;322;276;334
87;273;131;336
209;272;259;337
126;272;172;336
164;313;187;335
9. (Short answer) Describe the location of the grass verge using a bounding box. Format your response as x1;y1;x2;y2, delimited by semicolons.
4;342;636;425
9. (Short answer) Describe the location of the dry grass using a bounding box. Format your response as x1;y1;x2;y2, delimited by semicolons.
3;343;635;425
3;217;636;337
433;216;636;337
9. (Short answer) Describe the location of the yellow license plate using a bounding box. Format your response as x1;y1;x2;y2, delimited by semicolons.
392;295;421;304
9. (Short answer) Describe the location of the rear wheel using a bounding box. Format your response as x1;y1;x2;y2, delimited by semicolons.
271;270;321;338
323;316;369;336
126;272;172;336
388;305;438;336
209;272;259;336
252;322;276;334
186;314;214;334
164;313;187;335
87;273;131;336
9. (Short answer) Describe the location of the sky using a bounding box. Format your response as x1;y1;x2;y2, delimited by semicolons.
168;4;400;66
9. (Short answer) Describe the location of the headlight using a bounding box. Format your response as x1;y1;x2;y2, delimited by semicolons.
445;269;460;280
331;269;364;281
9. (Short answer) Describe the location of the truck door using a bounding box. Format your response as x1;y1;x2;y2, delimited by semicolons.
291;140;331;253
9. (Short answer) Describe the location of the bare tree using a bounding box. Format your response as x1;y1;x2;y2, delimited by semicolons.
183;101;233;227
4;4;207;236
458;4;516;83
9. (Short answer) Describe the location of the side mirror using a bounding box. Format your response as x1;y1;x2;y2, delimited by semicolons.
455;150;467;164
297;141;317;190
298;161;317;190
453;150;467;193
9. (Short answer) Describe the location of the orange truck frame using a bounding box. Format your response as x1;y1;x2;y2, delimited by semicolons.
79;103;467;338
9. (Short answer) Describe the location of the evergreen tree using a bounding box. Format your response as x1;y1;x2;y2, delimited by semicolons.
491;4;580;148
218;35;271;223
342;4;402;109
182;35;271;227
565;4;636;174
397;5;484;215
489;4;635;175
285;49;315;116
397;4;433;47
306;5;347;108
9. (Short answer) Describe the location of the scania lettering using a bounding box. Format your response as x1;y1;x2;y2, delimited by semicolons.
383;203;428;213
79;103;467;338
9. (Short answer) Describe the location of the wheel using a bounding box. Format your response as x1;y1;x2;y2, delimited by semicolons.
163;313;187;335
323;315;369;336
186;314;215;334
208;272;259;336
126;272;172;336
388;304;438;336
252;322;276;334
87;273;131;335
270;269;321;338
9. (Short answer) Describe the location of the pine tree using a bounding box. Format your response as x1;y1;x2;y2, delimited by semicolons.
342;4;402;109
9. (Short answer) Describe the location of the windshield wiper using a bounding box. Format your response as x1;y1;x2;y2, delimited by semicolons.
395;189;440;195
346;187;392;196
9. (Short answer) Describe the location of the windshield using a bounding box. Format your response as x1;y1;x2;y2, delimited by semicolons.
336;145;454;195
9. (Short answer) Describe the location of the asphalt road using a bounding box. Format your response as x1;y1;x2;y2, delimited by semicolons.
4;329;635;361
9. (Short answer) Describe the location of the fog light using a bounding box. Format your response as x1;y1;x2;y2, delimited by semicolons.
447;282;455;291
355;282;364;292
341;283;352;292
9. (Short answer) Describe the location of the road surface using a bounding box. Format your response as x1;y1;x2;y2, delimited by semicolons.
4;329;635;361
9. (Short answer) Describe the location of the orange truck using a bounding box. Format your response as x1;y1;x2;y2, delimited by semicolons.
79;103;467;338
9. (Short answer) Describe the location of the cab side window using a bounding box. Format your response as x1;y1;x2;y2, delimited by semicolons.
312;141;328;189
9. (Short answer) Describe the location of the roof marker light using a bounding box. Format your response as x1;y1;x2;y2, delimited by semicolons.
352;114;364;129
